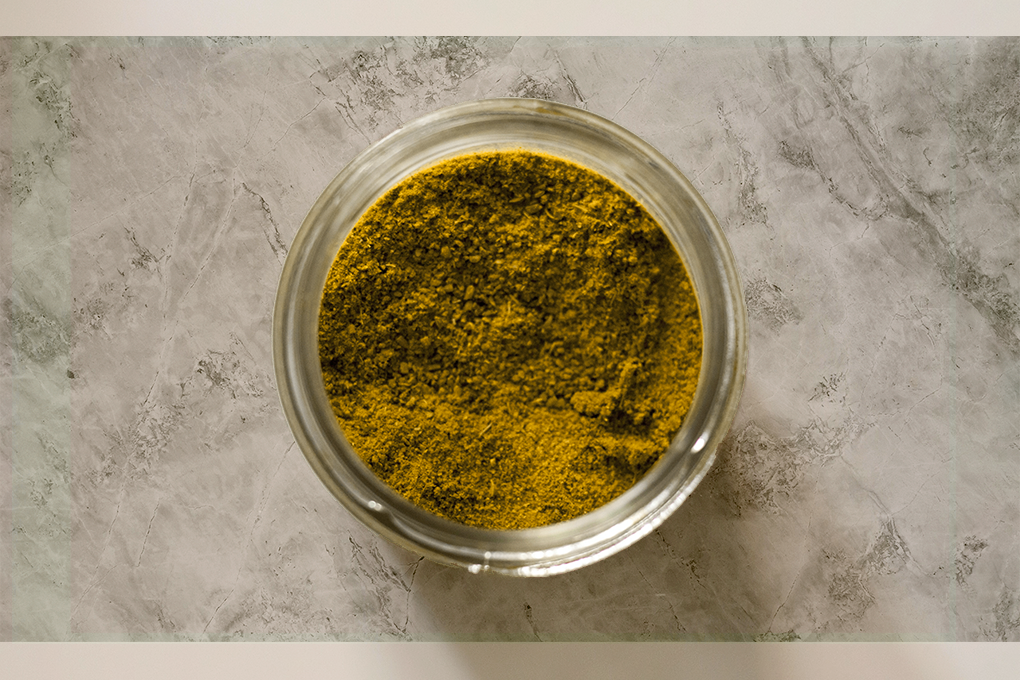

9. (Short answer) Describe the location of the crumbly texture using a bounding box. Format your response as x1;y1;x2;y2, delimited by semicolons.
318;150;702;530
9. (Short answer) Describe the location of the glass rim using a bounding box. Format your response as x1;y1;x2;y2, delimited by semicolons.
273;98;747;575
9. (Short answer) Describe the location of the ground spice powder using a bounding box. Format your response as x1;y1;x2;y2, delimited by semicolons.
318;150;702;530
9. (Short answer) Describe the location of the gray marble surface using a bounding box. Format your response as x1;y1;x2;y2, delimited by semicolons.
2;36;1018;641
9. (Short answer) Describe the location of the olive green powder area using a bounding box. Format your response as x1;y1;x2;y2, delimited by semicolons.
318;150;702;530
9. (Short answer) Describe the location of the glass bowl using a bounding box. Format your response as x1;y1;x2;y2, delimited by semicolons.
273;98;747;576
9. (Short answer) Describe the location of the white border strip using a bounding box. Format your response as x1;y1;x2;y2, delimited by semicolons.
2;0;1019;37
3;642;1020;680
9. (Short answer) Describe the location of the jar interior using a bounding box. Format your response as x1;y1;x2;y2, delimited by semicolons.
274;99;747;575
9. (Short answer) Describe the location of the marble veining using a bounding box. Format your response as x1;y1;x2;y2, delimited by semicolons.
1;36;1018;641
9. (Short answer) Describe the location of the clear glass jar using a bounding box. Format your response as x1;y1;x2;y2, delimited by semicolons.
273;99;747;576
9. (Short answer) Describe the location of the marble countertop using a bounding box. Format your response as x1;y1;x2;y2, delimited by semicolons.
2;36;1018;641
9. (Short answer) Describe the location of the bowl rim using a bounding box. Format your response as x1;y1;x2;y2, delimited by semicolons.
273;97;747;575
